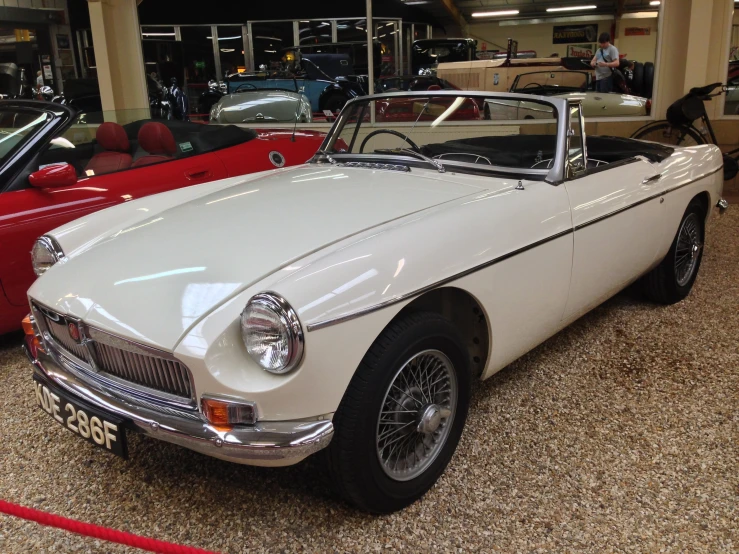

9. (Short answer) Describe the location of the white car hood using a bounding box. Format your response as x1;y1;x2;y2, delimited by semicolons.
30;165;483;350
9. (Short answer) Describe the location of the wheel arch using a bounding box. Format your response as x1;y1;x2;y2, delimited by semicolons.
691;190;711;224
386;286;491;379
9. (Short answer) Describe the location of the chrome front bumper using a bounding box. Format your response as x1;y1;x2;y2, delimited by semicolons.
25;346;334;466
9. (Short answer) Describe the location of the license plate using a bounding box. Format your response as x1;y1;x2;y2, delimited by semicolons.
33;375;127;458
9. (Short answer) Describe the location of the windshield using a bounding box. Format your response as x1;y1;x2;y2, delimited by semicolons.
511;72;590;94
0;108;50;166
320;93;560;178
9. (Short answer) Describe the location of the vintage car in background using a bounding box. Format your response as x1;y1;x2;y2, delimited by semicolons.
226;53;366;114
437;39;655;99
209;88;312;124
485;70;649;119
411;38;477;75
0;100;327;334
375;75;458;92
24;90;725;514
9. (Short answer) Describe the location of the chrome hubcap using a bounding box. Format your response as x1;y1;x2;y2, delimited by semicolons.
376;349;457;482
675;213;702;287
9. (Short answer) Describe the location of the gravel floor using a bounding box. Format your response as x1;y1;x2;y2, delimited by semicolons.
1;209;737;553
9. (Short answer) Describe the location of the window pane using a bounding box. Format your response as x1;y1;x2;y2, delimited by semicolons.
217;26;245;78
251;22;293;71
298;21;332;45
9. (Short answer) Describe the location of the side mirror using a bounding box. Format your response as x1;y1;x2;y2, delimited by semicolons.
28;163;78;189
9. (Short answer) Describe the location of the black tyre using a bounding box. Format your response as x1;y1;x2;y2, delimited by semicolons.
632;62;644;97
326;311;471;513
322;93;348;114
632;122;705;146
642;200;705;304
644;62;655;98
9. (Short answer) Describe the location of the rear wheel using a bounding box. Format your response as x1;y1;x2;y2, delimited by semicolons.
632;62;644;96
322;93;348;114
644;62;655;98
326;312;471;513
642;200;705;304
632;122;705;146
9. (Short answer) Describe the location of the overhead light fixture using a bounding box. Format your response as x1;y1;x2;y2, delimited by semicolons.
471;10;520;17
649;1;660;5
621;11;658;18
546;5;597;12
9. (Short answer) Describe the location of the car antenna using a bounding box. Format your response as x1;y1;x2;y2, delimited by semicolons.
290;51;305;143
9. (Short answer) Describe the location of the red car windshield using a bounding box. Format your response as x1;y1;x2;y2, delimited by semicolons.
0;108;49;166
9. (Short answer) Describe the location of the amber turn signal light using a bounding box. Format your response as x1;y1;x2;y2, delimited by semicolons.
22;315;35;336
201;395;257;430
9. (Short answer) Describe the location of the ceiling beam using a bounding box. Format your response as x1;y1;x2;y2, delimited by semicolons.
438;0;467;30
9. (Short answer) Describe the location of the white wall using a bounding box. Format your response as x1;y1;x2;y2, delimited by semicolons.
468;16;658;64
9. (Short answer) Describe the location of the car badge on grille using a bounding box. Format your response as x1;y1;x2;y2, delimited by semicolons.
67;322;81;343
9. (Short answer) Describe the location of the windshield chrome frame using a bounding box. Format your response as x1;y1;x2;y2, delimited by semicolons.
314;90;569;184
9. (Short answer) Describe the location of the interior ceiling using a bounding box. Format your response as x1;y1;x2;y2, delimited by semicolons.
401;0;660;29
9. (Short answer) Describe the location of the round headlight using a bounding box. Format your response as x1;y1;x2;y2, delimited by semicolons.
31;236;65;277
241;293;304;374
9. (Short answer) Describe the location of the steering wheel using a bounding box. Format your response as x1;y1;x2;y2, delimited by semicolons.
235;83;258;92
523;82;543;89
359;129;421;153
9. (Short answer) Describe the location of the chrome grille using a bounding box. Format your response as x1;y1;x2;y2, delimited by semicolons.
33;303;195;405
92;341;192;399
39;311;90;363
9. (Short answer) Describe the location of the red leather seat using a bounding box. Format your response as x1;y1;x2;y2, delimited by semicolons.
131;122;177;168
84;122;132;176
427;84;442;91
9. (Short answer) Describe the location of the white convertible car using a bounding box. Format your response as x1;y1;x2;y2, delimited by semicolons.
25;91;726;513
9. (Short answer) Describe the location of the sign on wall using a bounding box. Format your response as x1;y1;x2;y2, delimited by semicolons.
567;44;595;58
624;27;651;36
553;24;598;45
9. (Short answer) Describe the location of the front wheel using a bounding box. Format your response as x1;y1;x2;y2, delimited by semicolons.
642;199;705;304
326;312;471;513
631;122;705;146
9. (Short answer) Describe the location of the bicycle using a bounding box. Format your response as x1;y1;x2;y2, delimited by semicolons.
631;82;739;181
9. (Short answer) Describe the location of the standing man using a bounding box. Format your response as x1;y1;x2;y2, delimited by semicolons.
590;32;620;93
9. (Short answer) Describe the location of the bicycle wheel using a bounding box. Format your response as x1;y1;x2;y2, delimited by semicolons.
632;122;705;146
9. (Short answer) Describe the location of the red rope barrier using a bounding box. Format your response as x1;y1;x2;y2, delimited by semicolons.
0;499;219;554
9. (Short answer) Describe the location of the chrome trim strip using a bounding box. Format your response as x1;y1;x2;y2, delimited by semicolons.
573;165;723;231
26;346;334;464
306;164;722;333
306;228;573;332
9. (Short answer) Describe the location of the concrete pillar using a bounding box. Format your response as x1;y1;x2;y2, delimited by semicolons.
87;0;148;121
653;0;733;119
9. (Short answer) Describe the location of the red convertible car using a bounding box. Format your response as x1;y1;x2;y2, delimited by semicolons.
0;100;326;334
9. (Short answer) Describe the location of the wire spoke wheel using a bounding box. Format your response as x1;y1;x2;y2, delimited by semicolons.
376;349;458;482
675;212;702;287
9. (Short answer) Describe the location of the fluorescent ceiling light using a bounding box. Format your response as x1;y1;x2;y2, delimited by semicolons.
471;10;520;17
546;5;597;12
621;11;658;18
649;1;660;5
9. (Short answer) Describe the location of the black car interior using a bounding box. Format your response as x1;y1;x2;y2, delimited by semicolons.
419;135;674;170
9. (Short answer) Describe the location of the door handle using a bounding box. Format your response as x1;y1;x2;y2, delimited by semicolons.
642;173;662;185
185;168;212;180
